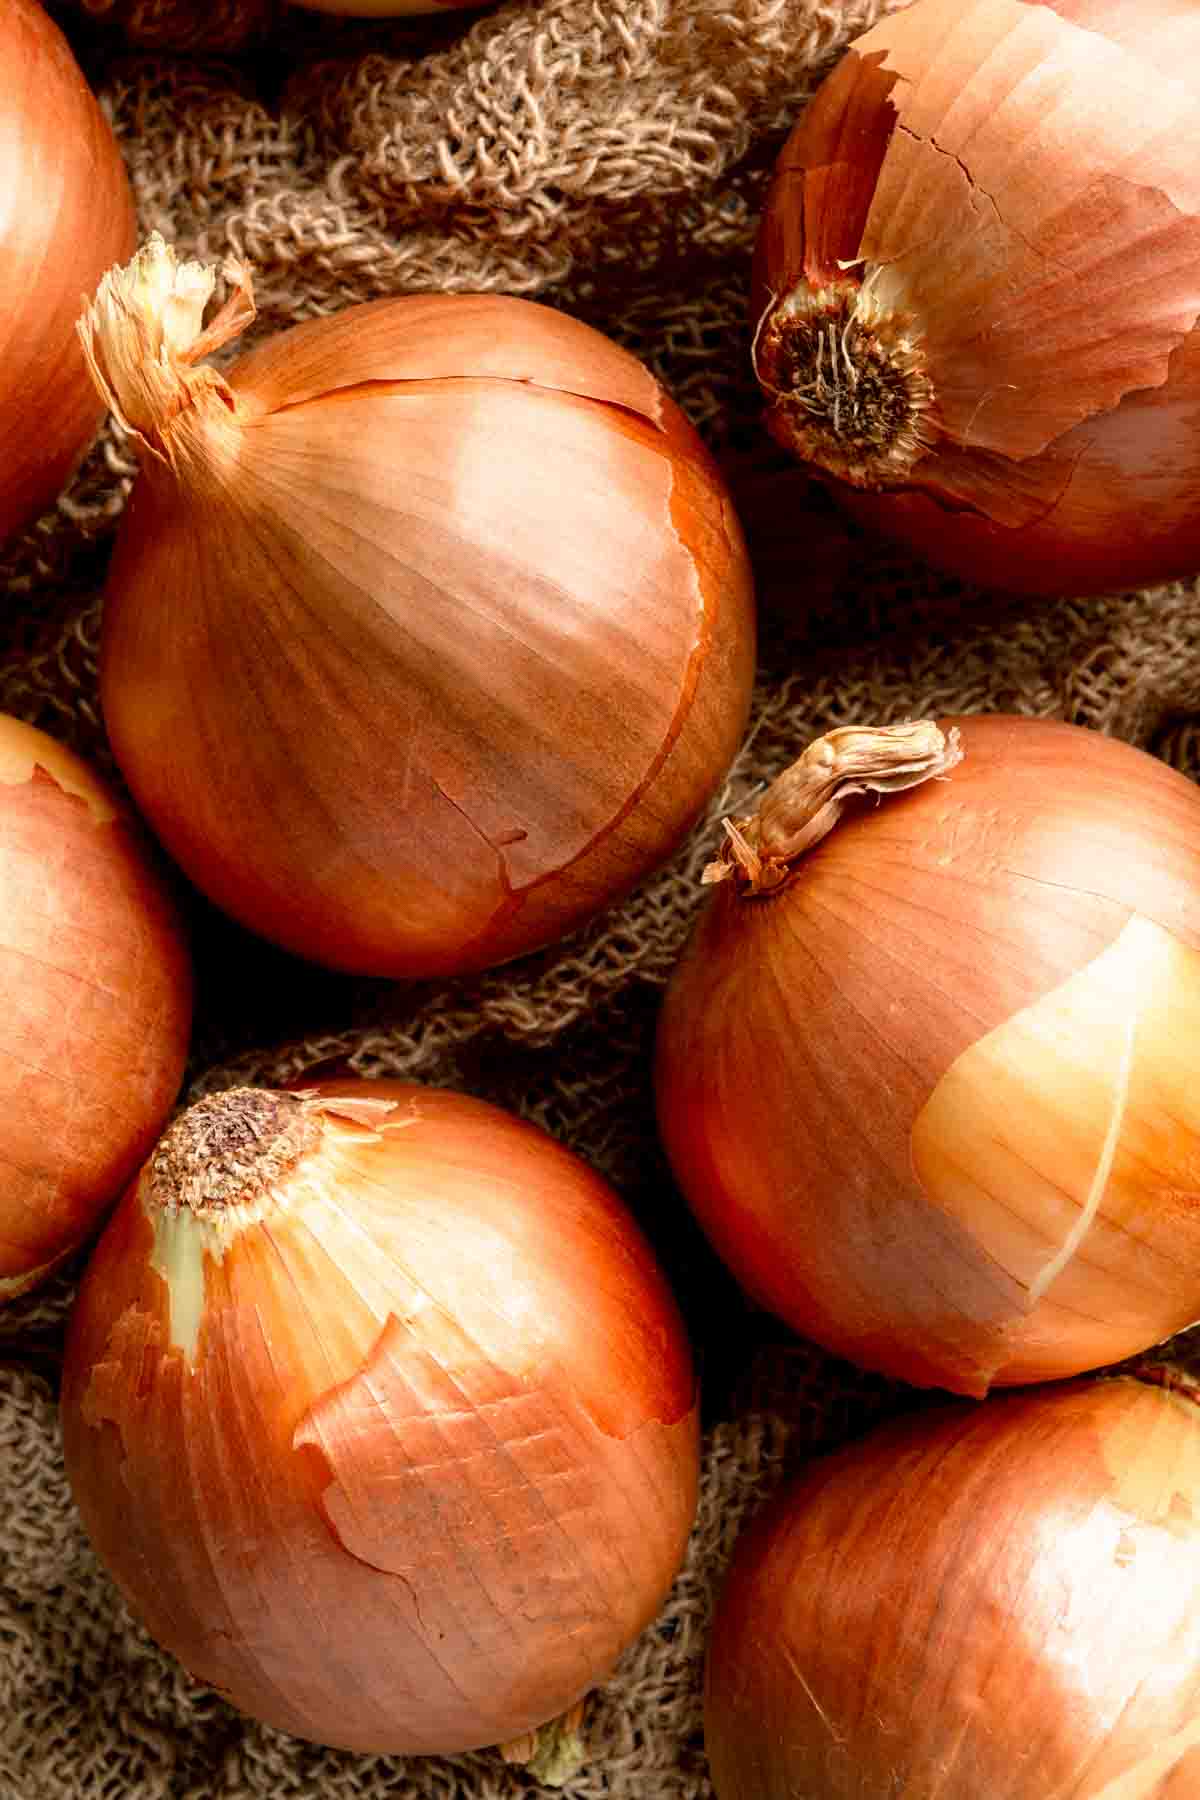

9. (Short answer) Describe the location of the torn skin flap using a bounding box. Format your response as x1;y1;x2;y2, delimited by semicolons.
755;50;900;308
797;50;902;291
294;1314;603;1590
848;0;1200;459
290;1310;633;1732
865;143;1200;460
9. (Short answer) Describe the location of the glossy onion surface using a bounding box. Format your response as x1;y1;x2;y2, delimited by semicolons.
87;255;756;978
62;1079;700;1754
754;0;1200;596
0;0;134;545
707;1377;1200;1799
0;715;191;1300
656;714;1200;1396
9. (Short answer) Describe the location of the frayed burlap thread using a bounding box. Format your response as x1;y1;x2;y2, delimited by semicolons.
4;0;1200;1795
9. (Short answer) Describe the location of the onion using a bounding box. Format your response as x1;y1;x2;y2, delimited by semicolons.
61;1078;700;1757
76;236;755;978
655;714;1200;1397
752;0;1200;597
706;1373;1200;1799
0;0;134;547
0;715;191;1301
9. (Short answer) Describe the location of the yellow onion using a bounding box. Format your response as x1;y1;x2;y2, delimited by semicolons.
77;237;755;979
706;1374;1200;1798
61;1078;699;1757
0;0;134;546
655;714;1200;1396
0;715;192;1300
753;0;1200;596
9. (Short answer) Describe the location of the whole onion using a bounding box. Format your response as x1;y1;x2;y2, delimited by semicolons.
655;714;1200;1396
706;1374;1200;1798
0;715;191;1300
0;0;134;546
61;1079;700;1758
753;0;1200;596
76;236;756;978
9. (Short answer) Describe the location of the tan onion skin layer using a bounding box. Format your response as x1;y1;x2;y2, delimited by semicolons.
0;715;192;1297
60;1079;700;1755
754;0;1200;597
655;714;1200;1397
706;1377;1200;1800
0;0;134;547
98;294;756;979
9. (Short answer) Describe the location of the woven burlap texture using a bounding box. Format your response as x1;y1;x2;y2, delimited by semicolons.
4;0;1200;1794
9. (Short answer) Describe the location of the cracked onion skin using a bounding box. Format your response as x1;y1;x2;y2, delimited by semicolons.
706;1375;1200;1799
753;0;1200;597
655;713;1200;1398
0;715;192;1301
81;240;756;979
60;1078;699;1756
1;0;135;546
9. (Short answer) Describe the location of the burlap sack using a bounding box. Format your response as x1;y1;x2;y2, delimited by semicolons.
3;1;1200;1794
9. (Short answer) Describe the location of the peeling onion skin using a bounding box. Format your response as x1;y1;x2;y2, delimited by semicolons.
85;247;756;978
60;1079;700;1755
0;715;192;1300
753;0;1200;597
706;1376;1200;1800
0;0;134;547
655;714;1200;1397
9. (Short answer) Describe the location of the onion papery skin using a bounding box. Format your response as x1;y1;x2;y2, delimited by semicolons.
0;715;192;1300
753;0;1200;597
655;713;1200;1397
60;1079;700;1755
0;1;134;546
706;1376;1200;1800
93;279;756;978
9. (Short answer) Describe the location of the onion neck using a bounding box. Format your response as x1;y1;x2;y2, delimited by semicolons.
77;231;255;473
704;719;963;895
753;272;934;488
149;1088;322;1218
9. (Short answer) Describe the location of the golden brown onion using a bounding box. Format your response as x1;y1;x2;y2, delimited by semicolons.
0;0;134;546
0;715;192;1300
753;0;1200;596
61;1079;700;1756
655;714;1200;1396
78;237;756;978
706;1375;1200;1799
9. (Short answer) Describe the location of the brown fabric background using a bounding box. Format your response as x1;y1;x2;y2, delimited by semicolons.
3;0;1200;1793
